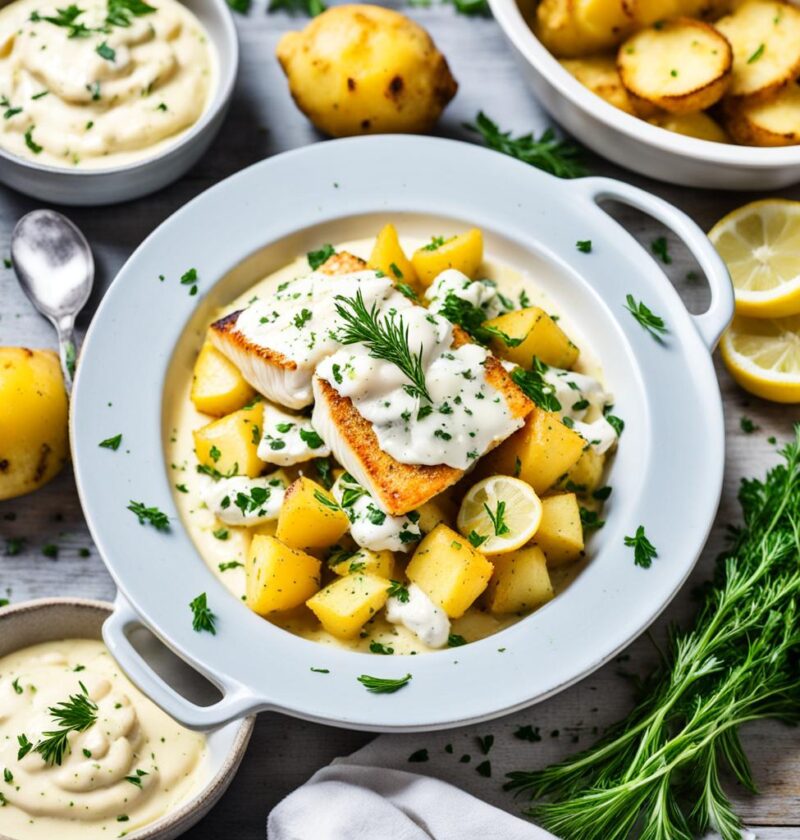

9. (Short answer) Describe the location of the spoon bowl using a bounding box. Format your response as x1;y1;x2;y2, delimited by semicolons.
11;209;94;391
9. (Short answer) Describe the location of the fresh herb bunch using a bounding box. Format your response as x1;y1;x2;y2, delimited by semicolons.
506;429;800;840
32;684;98;766
438;293;521;348
335;290;431;402
466;112;586;179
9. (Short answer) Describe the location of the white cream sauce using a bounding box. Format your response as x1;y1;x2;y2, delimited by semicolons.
386;583;450;648
257;403;330;465
331;472;421;553
203;472;287;527
0;639;206;840
0;0;215;169
424;268;508;320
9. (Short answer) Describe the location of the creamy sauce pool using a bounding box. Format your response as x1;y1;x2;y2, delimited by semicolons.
0;639;207;840
0;0;215;169
166;237;603;655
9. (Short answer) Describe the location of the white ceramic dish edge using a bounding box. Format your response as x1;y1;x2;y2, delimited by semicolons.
69;136;733;733
0;0;238;205
0;598;254;840
488;0;800;190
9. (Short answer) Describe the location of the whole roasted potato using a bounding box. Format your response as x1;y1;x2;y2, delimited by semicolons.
276;5;458;137
0;347;68;500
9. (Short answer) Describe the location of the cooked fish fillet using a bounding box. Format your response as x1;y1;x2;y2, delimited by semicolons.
312;357;533;516
208;252;368;409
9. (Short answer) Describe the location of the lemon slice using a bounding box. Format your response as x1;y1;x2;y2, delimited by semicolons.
709;199;800;318
456;476;542;555
720;314;800;403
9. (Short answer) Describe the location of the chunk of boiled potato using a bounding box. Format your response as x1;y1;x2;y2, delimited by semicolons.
486;307;579;369
715;0;800;102
191;342;256;417
406;524;494;618
416;492;458;533
246;534;321;615
0;347;68;501
648;111;729;142
411;229;483;287
330;547;395;579
617;19;732;114
562;447;607;495
486;407;586;494
485;546;554;614
276;477;350;550
534;493;585;566
723;83;800;145
368;223;419;289
561;54;636;113
533;0;632;58
193;402;265;478
306;572;391;639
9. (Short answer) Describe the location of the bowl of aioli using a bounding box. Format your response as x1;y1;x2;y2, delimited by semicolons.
70;136;733;733
0;598;253;840
0;0;237;205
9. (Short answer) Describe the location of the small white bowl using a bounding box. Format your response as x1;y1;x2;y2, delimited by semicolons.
488;0;800;190
0;0;238;206
0;598;254;840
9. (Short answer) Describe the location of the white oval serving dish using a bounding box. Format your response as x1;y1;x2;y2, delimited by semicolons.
0;0;238;206
488;0;800;191
71;135;733;732
0;598;253;840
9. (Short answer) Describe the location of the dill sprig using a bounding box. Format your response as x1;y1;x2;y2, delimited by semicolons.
505;428;800;840
334;290;431;402
466;112;586;179
438;293;522;348
32;684;98;766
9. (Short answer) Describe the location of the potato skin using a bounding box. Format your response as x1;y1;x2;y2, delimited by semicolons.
276;5;457;137
0;347;68;501
723;83;800;145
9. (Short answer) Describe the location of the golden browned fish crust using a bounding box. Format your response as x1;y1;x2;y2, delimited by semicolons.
209;309;297;371
318;251;368;275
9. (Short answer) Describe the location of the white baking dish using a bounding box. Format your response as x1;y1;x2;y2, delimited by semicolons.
70;136;733;732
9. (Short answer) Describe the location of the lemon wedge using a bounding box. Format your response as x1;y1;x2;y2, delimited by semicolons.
456;476;542;555
709;199;800;318
720;314;800;403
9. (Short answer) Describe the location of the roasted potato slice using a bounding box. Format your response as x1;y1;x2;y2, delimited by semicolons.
648;110;729;141
722;83;800;145
715;0;800;102
624;0;732;25
561;54;636;113
534;0;633;58
617;18;732;113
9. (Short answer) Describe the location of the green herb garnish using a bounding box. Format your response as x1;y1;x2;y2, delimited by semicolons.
313;489;340;511
32;684;98;766
369;641;394;655
651;236;672;265
357;673;412;694
99;433;122;450
740;416;759;434
218;560;243;572
189;592;216;634
95;40;115;61
307;243;335;269
438;293;522;348
267;0;325;15
747;43;765;63
576;240;592;253
624;525;657;568
24;126;42;154
511;359;562;412
387;580;410;602
448;633;467;647
624;294;668;341
127;501;170;531
484;500;510;536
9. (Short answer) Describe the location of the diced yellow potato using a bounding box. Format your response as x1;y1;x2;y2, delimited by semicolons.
486;307;580;369
534;494;585;566
191;342;256;417
411;229;483;287
276;477;350;550
563;447;607;494
330;548;395;579
406;524;493;618
246;534;321;615
485;546;554;614
647;111;729;142
561;54;636;113
368;223;420;289
416;492;458;533
487;408;586;494
193;402;265;478
306;573;391;639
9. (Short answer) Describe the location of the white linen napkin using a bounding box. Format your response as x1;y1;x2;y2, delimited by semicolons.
267;762;556;840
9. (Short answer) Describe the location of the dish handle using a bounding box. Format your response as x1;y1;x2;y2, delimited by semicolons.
103;592;265;730
575;177;734;350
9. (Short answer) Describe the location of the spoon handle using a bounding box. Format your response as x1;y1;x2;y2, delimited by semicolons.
55;317;77;395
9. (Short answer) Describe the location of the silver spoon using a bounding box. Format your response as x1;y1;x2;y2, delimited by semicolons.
11;209;94;394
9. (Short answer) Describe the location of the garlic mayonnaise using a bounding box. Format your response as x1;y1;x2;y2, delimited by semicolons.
0;639;207;840
0;0;215;169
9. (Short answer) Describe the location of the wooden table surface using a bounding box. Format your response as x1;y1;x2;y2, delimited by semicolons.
1;3;798;837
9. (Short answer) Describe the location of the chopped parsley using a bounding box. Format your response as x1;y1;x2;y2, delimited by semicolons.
127;501;170;531
189;592;216;634
307;244;335;270
624;294;668;340
369;641;394;655
95;41;115;61
98;433;122;450
218;560;243;572
212;528;229;540
651;236;672;265
579;507;605;532
448;633;467;647
510;360;561;412
387;580;410;602
624;525;658;568
747;43;765;63
468;530;488;548
299;427;325;449
576;240;592;253
408;748;429;762
740;416;759;434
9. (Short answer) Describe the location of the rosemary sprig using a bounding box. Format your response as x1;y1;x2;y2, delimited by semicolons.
438;293;522;348
32;684;98;766
466;112;586;179
334;290;431;402
484;500;510;536
357;673;412;694
506;428;800;840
